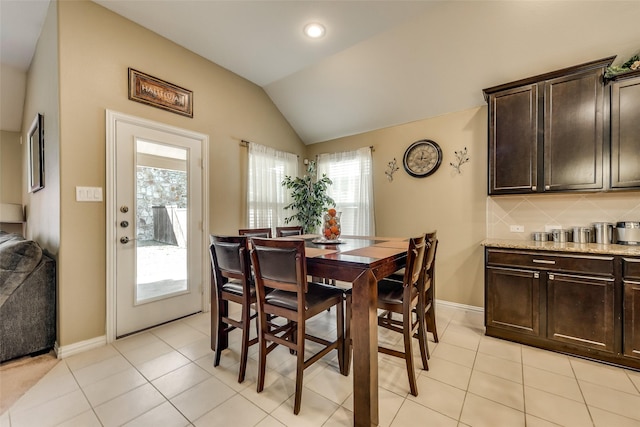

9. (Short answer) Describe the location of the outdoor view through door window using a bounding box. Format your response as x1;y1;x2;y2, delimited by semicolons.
135;139;188;303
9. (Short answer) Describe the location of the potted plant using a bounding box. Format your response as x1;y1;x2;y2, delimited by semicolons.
282;161;335;234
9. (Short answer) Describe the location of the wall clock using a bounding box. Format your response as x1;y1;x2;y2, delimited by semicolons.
403;139;442;178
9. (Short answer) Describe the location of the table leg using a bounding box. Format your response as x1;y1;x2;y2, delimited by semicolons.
351;270;379;427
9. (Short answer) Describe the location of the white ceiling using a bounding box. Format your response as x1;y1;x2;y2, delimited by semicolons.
1;1;639;143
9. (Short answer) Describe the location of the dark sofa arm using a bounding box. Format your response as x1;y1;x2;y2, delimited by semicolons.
0;254;56;362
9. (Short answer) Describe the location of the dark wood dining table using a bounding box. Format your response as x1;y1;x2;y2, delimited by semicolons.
301;234;409;427
211;234;409;426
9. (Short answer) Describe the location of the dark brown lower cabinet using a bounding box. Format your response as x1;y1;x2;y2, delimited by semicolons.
547;273;615;353
485;247;639;370
486;267;540;336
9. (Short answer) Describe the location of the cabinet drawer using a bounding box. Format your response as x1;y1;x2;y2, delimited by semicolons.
623;258;640;280
486;249;614;276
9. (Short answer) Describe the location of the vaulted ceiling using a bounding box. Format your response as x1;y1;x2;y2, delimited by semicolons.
1;1;639;143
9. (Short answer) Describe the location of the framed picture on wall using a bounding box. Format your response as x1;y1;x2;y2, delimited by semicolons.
128;68;193;117
28;113;44;193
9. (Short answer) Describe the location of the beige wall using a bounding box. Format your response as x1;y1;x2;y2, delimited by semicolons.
307;107;488;307
49;0;305;347
0;130;22;204
22;1;61;254
0;130;24;234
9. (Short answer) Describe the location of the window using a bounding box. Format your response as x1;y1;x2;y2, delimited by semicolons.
317;147;375;236
247;142;298;229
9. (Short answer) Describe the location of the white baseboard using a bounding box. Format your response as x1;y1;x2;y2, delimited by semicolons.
436;298;484;313
55;335;107;359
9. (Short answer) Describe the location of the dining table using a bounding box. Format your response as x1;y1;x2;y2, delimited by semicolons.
301;234;409;427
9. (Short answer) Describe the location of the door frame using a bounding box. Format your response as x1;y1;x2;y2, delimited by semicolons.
105;110;209;343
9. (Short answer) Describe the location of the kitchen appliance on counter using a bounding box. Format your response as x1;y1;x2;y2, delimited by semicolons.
552;229;572;243
572;226;593;243
593;222;614;244
532;231;550;242
616;221;640;245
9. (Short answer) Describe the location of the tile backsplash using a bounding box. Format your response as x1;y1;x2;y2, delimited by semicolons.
487;191;640;240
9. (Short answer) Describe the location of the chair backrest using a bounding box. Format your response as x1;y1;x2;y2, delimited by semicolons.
249;237;307;296
239;228;272;238
419;231;438;295
275;226;303;237
209;235;252;291
401;234;427;288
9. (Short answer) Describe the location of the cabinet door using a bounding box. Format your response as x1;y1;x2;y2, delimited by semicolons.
547;273;615;352
544;70;604;191
486;266;540;336
488;84;538;194
611;73;640;189
624;280;640;359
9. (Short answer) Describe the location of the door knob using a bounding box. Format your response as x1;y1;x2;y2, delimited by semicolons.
120;236;133;244
120;206;129;213
120;220;129;228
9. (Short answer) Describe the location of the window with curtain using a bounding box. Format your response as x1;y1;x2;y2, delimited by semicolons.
317;147;375;236
247;142;298;230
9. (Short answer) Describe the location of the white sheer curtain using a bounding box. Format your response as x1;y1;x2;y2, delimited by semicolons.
317;147;375;236
247;142;298;229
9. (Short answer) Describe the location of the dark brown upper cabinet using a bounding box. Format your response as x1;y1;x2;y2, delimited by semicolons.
484;57;614;195
609;69;640;189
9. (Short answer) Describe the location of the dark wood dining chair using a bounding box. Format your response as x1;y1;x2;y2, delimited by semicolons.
275;225;303;237
387;231;439;345
239;227;272;238
249;237;346;414
209;235;258;383
345;233;428;396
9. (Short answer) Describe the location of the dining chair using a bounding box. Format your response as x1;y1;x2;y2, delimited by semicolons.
209;235;258;383
275;225;303;237
238;227;272;238
387;231;439;344
345;233;428;396
249;237;346;414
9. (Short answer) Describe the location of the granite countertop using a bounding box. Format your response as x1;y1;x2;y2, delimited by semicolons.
482;238;640;256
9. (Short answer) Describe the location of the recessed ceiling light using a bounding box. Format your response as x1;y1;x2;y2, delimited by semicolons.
303;23;326;39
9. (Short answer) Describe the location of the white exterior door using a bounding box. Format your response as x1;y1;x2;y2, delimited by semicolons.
107;111;208;338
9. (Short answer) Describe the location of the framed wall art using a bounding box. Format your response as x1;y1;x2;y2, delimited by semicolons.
28;113;44;193
128;68;193;117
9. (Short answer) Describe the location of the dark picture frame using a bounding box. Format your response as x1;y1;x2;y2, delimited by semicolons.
28;113;44;193
128;68;193;117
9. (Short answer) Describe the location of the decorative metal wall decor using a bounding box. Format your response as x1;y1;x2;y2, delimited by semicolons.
385;158;399;181
450;147;470;174
128;68;193;117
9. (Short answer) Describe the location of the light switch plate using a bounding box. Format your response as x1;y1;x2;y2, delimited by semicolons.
76;186;103;202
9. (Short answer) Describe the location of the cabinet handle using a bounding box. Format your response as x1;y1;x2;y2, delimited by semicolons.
533;259;556;265
545;185;550;190
534;272;539;279
531;186;537;191
549;274;555;280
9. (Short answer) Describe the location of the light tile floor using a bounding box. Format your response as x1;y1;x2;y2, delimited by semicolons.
2;303;640;427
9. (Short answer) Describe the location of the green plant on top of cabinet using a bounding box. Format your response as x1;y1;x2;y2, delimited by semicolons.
483;56;614;195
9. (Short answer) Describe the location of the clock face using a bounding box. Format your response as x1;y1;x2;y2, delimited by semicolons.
403;140;442;178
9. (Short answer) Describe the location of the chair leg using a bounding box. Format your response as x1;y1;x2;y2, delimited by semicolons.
256;312;268;393
416;308;430;369
238;304;251;383
214;299;228;367
293;322;305;415
404;312;418;396
426;305;439;343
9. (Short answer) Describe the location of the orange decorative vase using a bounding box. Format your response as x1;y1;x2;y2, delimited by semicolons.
322;209;341;240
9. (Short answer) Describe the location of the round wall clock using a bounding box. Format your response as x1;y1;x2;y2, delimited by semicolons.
403;139;442;178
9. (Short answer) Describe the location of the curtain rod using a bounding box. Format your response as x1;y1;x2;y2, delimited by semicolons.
239;139;299;157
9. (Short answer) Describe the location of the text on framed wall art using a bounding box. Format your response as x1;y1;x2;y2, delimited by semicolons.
128;68;193;117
